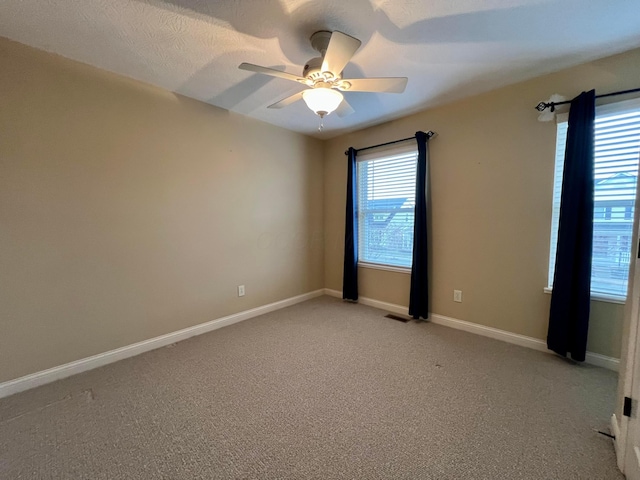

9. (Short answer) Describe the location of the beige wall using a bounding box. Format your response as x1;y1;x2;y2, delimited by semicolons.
324;48;640;359
0;38;324;383
2;35;638;385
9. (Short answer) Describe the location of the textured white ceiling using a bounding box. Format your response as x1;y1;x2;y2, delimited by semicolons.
1;0;640;138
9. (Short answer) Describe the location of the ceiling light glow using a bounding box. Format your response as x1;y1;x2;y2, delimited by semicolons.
302;88;343;117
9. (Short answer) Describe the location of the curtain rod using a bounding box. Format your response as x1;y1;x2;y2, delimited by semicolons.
344;130;436;156
535;87;640;112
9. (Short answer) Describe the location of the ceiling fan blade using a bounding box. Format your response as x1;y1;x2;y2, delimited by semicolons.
321;31;361;75
239;63;307;85
340;77;408;93
335;99;355;118
267;91;305;109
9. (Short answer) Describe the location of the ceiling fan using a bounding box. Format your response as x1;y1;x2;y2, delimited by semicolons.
239;30;408;122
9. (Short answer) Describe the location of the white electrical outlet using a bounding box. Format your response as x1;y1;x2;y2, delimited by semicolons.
238;285;245;297
453;290;462;303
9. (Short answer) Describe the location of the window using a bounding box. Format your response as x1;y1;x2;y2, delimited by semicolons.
357;145;418;269
548;99;640;300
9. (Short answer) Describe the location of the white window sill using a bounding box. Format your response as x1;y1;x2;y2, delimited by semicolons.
358;262;411;274
543;287;626;305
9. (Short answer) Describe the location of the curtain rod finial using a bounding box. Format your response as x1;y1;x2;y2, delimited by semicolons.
535;101;549;112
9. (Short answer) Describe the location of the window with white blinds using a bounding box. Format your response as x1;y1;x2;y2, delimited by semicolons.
548;99;640;300
357;146;418;269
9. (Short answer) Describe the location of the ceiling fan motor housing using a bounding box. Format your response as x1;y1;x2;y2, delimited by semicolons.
304;31;342;84
303;57;324;81
303;57;342;84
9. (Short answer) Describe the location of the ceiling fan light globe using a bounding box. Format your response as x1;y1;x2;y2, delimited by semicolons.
302;88;343;116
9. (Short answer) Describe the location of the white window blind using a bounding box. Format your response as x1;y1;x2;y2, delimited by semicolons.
549;99;640;299
357;146;418;269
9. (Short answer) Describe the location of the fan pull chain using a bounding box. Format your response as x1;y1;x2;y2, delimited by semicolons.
318;118;324;132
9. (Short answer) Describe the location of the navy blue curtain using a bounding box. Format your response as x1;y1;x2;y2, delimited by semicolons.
548;90;596;362
409;131;429;319
343;147;358;301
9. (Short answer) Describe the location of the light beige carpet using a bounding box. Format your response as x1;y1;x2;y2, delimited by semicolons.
0;296;621;479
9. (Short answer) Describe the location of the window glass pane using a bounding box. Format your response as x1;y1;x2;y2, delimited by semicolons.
357;150;418;268
549;104;640;299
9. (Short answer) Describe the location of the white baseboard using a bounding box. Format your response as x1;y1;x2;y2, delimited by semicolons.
324;288;410;317
585;351;621;372
0;289;325;399
323;288;620;371
2;288;619;399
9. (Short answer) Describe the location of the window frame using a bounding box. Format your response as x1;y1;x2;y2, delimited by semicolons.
356;143;419;274
546;97;640;304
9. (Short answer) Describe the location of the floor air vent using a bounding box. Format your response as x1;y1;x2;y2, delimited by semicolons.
385;314;410;323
